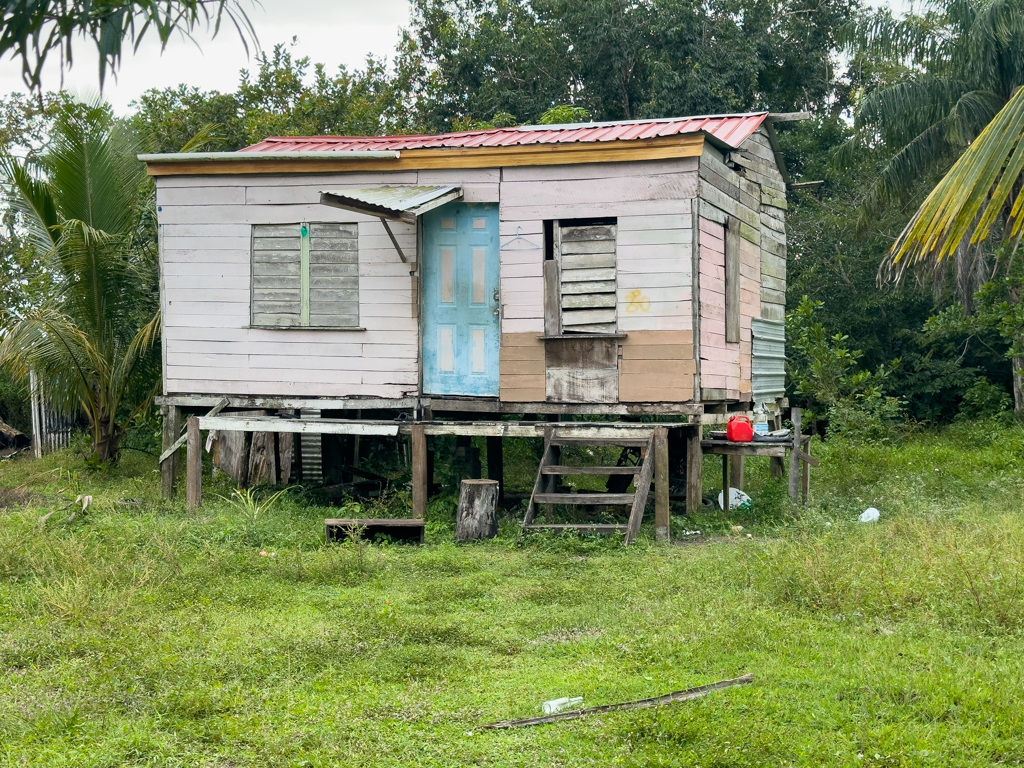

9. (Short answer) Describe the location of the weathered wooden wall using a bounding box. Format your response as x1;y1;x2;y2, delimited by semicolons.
693;126;785;402
158;169;497;399
497;158;698;401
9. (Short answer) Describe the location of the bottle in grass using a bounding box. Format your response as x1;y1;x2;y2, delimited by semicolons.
541;697;583;714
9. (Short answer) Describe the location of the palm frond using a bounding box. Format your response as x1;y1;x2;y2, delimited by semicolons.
44;109;145;236
0;308;98;423
839;7;948;65
890;84;1024;272
856;78;970;145
856;121;953;229
179;122;226;152
0;150;59;254
965;0;1024;95
947;89;1004;145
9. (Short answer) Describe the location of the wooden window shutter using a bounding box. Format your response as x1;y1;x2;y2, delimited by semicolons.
251;224;302;327
251;222;359;328
557;221;617;334
307;223;359;328
725;216;741;343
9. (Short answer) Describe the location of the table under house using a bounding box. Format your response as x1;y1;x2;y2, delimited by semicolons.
701;408;817;505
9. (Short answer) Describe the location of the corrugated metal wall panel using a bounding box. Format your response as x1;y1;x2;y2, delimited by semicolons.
299;409;322;482
751;318;786;407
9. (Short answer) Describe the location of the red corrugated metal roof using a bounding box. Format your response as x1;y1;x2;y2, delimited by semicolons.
240;112;769;154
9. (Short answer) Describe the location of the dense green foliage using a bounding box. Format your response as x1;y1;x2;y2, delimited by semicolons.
1;423;1023;765
0;103;161;461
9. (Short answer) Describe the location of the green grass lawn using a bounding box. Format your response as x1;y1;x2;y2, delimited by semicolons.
1;421;1023;767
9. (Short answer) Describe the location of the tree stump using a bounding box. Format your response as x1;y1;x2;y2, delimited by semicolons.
455;479;499;542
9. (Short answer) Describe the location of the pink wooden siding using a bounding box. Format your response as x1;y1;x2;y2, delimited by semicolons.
698;217;741;396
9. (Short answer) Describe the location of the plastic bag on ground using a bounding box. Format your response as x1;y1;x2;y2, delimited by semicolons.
718;487;752;511
859;507;880;523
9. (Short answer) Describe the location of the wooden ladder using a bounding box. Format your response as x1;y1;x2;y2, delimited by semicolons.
521;427;656;545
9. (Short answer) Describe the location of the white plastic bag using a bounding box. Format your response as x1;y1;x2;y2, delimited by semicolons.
718;487;752;511
859;507;880;523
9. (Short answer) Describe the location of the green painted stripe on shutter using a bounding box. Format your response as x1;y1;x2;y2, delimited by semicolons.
300;222;310;326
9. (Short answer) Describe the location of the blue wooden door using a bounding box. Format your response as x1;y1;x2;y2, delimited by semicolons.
422;202;500;396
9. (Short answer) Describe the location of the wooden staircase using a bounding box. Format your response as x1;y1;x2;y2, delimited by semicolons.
521;427;655;545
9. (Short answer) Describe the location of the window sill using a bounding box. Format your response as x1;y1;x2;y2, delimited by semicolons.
248;325;367;331
537;333;627;340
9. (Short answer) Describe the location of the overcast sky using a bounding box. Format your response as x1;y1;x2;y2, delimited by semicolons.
0;0;909;116
0;0;412;114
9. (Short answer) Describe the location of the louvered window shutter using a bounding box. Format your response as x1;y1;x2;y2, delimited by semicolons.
557;222;617;334
251;224;303;327
251;222;359;328
308;223;359;328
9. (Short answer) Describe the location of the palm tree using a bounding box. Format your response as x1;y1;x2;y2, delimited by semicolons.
837;0;1024;301
0;102;160;461
889;86;1024;412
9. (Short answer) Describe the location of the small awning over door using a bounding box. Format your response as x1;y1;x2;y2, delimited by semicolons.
319;185;463;224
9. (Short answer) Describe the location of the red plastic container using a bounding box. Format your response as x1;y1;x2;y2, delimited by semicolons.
726;415;754;443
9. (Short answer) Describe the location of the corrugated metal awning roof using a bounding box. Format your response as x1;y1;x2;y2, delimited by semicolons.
243;112;770;154
320;185;463;223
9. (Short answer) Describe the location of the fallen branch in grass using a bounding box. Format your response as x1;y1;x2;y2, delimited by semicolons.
480;673;754;729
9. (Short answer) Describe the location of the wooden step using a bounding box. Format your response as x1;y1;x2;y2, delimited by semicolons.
551;437;651;447
524;524;627;534
533;493;635;505
541;465;641;475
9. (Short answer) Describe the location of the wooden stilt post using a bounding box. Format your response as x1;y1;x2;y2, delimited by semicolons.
801;436;811;505
542;424;556;523
654;426;669;541
412;423;427;520
686;427;703;514
185;416;202;511
486;435;504;506
769;403;784;479
161;405;181;499
722;454;729;510
730;455;745;492
788;408;802;503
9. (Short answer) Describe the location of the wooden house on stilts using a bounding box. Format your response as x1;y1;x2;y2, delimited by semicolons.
147;111;803;541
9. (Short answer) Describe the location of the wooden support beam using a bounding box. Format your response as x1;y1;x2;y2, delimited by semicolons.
486;435;504;505
159;397;228;464
195;416;682;440
729;454;745;493
789;408;802;503
769;410;784;480
801;438;812;504
686;428;703;514
722;454;729;510
766;111;812;123
654;426;670;541
186;416;202;511
725;216;741;343
412;424;427;520
161;405;181;499
543;259;560;337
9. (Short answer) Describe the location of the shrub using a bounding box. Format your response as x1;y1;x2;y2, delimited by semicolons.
958;377;1011;419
